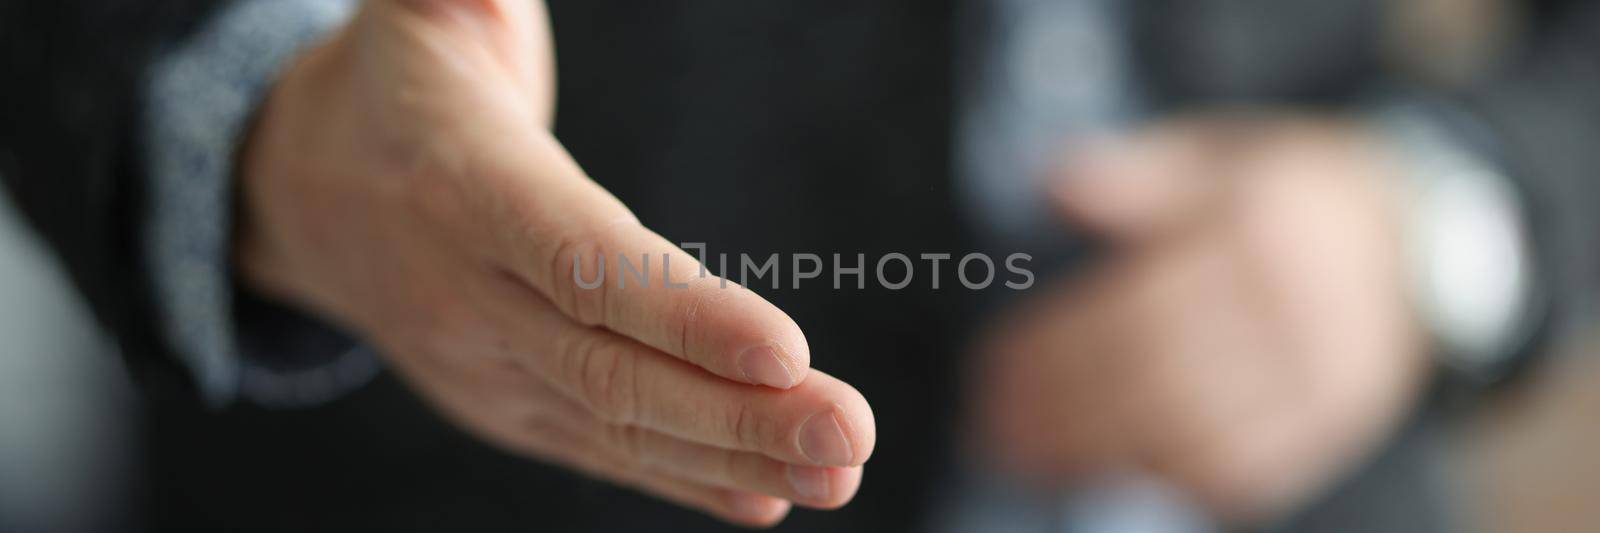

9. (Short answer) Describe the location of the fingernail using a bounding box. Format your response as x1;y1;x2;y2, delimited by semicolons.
798;409;854;466
786;464;830;501
739;346;794;388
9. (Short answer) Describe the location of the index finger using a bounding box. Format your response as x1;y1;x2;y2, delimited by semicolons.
475;130;810;388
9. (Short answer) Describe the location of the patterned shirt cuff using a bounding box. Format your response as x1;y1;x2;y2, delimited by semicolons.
140;0;364;407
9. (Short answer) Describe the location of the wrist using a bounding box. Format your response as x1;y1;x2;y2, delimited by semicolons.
233;32;351;312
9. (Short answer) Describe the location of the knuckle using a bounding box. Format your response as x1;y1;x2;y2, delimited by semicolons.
676;286;710;361
603;424;649;470
567;336;639;424
717;448;746;486
727;401;768;452
546;232;609;326
397;150;483;234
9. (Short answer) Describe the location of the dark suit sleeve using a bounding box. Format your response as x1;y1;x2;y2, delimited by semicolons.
0;1;223;400
0;1;373;406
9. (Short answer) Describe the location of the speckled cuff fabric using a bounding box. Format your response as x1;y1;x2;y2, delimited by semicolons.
140;0;373;407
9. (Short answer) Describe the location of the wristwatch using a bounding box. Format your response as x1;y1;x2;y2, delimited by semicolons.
1376;103;1551;390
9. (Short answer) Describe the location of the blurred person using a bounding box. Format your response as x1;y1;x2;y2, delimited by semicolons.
952;0;1595;530
0;1;1596;533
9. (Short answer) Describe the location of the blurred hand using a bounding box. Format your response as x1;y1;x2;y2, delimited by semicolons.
234;0;873;526
973;115;1429;523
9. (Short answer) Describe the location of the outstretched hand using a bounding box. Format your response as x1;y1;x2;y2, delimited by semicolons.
234;0;874;526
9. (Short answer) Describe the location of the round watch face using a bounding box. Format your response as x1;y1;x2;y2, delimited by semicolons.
1411;164;1530;372
1389;111;1534;378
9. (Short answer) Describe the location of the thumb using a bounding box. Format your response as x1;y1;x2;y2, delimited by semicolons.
1051;128;1221;242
